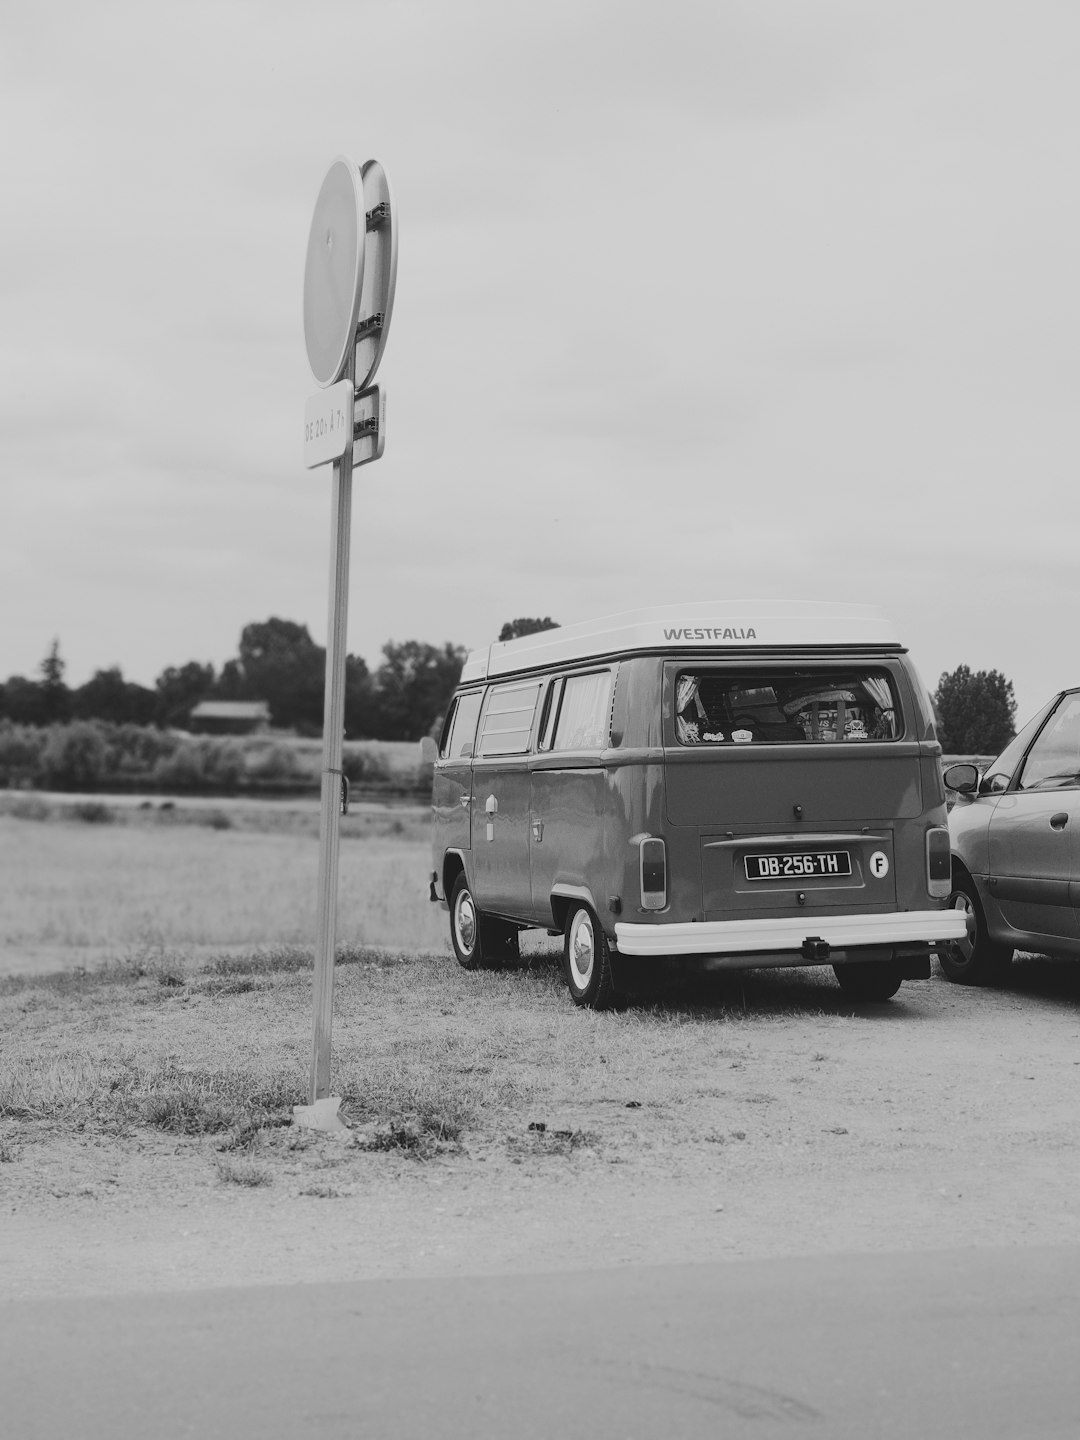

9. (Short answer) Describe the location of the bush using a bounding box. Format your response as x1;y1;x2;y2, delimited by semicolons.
152;742;206;790
0;723;46;787
39;722;108;790
103;724;179;779
342;746;390;785
153;738;245;791
244;742;301;786
70;801;113;824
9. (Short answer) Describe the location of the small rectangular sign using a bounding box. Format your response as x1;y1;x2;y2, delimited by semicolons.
304;379;355;468
353;385;386;467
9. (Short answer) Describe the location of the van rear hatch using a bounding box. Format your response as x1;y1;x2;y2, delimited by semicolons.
667;747;921;918
663;658;923;921
665;747;924;827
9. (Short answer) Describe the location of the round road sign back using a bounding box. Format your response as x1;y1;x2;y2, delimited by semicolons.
303;156;365;388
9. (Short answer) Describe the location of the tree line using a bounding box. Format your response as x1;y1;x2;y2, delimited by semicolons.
0;617;560;743
0;621;1015;753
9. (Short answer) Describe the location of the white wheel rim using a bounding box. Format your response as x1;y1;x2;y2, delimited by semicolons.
455;890;476;955
951;892;975;961
568;911;595;991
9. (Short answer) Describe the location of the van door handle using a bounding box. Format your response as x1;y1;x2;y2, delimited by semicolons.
1050;812;1069;830
459;795;472;809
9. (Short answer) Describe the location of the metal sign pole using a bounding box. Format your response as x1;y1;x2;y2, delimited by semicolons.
309;343;355;1106
295;155;396;1130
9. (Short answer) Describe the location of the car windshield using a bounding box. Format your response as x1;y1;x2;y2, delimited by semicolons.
674;668;900;745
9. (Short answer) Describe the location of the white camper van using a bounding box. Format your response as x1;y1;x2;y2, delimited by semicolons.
427;602;966;1008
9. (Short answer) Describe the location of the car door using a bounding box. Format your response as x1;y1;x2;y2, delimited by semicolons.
987;692;1080;948
432;689;483;862
468;677;542;921
530;669;615;922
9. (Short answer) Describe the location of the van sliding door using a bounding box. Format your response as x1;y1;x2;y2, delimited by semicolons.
469;680;542;922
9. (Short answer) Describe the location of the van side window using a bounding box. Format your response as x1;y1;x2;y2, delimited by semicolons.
477;681;542;757
551;670;614;752
440;690;483;760
674;668;901;745
537;677;565;752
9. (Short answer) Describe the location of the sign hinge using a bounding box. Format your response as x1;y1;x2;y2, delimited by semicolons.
355;311;384;340
365;202;390;230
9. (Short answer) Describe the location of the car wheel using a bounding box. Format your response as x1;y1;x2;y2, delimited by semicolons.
938;871;1013;985
563;904;616;1009
832;962;904;1001
449;873;519;970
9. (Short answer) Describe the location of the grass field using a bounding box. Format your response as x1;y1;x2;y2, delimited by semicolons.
0;803;446;975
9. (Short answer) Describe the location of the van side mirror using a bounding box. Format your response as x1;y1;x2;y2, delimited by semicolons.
419;735;438;765
943;762;979;795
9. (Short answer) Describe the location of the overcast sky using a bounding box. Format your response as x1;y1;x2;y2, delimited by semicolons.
1;0;1077;726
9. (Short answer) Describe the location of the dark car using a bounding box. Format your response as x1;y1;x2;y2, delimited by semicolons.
942;688;1080;983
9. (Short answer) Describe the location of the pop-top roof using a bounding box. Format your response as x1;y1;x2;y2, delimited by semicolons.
460;601;901;683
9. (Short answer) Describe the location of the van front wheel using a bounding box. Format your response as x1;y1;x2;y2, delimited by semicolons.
449;874;519;970
563;905;616;1010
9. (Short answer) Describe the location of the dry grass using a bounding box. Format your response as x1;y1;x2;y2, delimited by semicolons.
0;928;853;1181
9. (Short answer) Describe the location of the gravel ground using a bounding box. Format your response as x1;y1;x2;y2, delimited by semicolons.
4;957;1080;1302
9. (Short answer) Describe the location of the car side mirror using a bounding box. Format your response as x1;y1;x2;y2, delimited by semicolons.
419;735;438;765
943;762;979;795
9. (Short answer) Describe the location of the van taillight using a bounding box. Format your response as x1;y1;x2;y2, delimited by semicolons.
926;828;951;898
640;838;667;910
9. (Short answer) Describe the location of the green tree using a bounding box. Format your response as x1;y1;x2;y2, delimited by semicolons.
155;661;216;728
371;640;467;741
0;642;71;726
72;668;157;726
343;653;376;739
0;674;47;726
39;640;71;723
498;617;559;641
934;665;1017;754
230;617;325;731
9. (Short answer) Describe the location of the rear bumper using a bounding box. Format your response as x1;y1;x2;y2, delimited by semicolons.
614;909;968;957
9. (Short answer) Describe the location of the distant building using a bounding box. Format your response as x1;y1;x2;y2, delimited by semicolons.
188;700;271;735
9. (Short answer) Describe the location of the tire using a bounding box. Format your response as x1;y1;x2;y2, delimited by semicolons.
832;962;904;1002
448;873;520;971
938;871;1013;985
562;904;616;1010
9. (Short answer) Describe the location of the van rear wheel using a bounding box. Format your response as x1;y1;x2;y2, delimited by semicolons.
449;873;519;970
832;962;904;1001
563;904;616;1010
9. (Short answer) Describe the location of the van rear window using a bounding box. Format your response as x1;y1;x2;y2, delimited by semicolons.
674;668;901;745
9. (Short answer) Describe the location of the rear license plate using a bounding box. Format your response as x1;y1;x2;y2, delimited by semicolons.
744;851;852;880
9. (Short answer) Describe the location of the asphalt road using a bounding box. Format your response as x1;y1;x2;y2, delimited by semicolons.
5;1246;1079;1439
